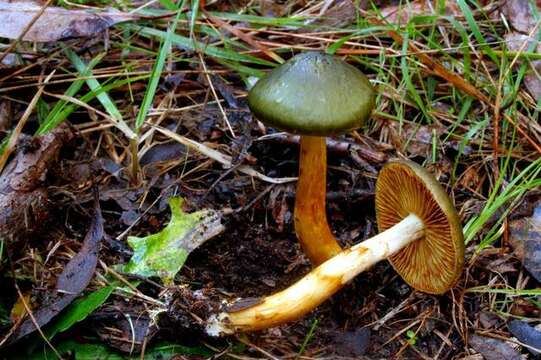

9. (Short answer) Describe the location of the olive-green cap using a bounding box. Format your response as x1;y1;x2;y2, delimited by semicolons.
375;160;465;294
247;52;375;136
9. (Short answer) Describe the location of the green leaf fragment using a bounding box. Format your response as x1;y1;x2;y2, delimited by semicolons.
46;286;114;340
123;197;223;285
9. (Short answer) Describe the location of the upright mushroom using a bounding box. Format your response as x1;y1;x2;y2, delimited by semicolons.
205;160;464;335
248;52;376;265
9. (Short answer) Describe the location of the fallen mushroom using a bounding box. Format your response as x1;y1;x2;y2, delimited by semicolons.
248;52;376;265
203;160;464;335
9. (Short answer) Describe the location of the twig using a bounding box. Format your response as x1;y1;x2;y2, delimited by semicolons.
153;125;297;184
372;293;416;330
197;53;235;137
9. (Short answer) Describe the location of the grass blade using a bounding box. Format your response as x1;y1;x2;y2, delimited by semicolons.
64;48;136;139
128;25;276;67
36;54;102;135
135;9;183;131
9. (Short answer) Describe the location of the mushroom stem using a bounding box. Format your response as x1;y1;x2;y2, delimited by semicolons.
295;135;342;265
206;213;424;335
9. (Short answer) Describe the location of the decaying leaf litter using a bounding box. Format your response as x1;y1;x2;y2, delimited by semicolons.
0;0;541;358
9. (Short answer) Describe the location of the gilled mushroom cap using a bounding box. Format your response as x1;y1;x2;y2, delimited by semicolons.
375;160;464;294
248;52;375;136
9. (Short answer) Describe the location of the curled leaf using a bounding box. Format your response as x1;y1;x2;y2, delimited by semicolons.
123;197;224;285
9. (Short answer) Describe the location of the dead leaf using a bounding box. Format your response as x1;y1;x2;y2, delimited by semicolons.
505;33;541;54
259;0;290;17
469;334;522;360
509;200;541;282
208;74;239;109
523;62;541;101
503;0;538;34
6;191;104;343
0;125;73;242
56;192;103;295
508;320;541;355
308;0;358;28
387;122;445;157
486;255;517;274
504;33;541;101
0;1;139;42
140;142;187;166
510;298;541;318
381;1;460;25
479;312;502;329
122;197;224;285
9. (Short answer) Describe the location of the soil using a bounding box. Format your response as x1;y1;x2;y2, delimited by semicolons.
0;103;465;358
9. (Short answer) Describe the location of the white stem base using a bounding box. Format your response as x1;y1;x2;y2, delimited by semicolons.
206;214;425;335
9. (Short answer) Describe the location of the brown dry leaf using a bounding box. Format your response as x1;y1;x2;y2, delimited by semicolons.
381;0;460;25
7;192;104;344
509;200;541;282
387;122;444;157
503;0;538;34
0;1;139;42
0;125;73;242
309;0;359;28
510;298;541;318
457;165;483;191
523;61;541;101
259;0;290;17
504;33;541;101
469;334;522;360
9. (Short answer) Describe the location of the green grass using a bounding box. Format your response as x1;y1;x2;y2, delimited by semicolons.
296;318;319;359
135;4;184;132
464;154;541;247
2;0;541;357
64;49;136;139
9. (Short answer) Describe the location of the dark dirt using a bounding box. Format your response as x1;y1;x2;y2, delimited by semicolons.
122;110;467;358
1;7;539;353
0;102;473;358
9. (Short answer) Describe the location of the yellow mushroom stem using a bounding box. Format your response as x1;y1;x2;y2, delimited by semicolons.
206;213;425;335
294;135;342;265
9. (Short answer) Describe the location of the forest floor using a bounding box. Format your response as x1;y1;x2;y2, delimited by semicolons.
0;0;541;359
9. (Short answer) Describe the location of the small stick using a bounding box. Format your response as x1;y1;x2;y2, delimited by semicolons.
372;293;416;330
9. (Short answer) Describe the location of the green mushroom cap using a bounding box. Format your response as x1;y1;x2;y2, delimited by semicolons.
248;52;376;136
